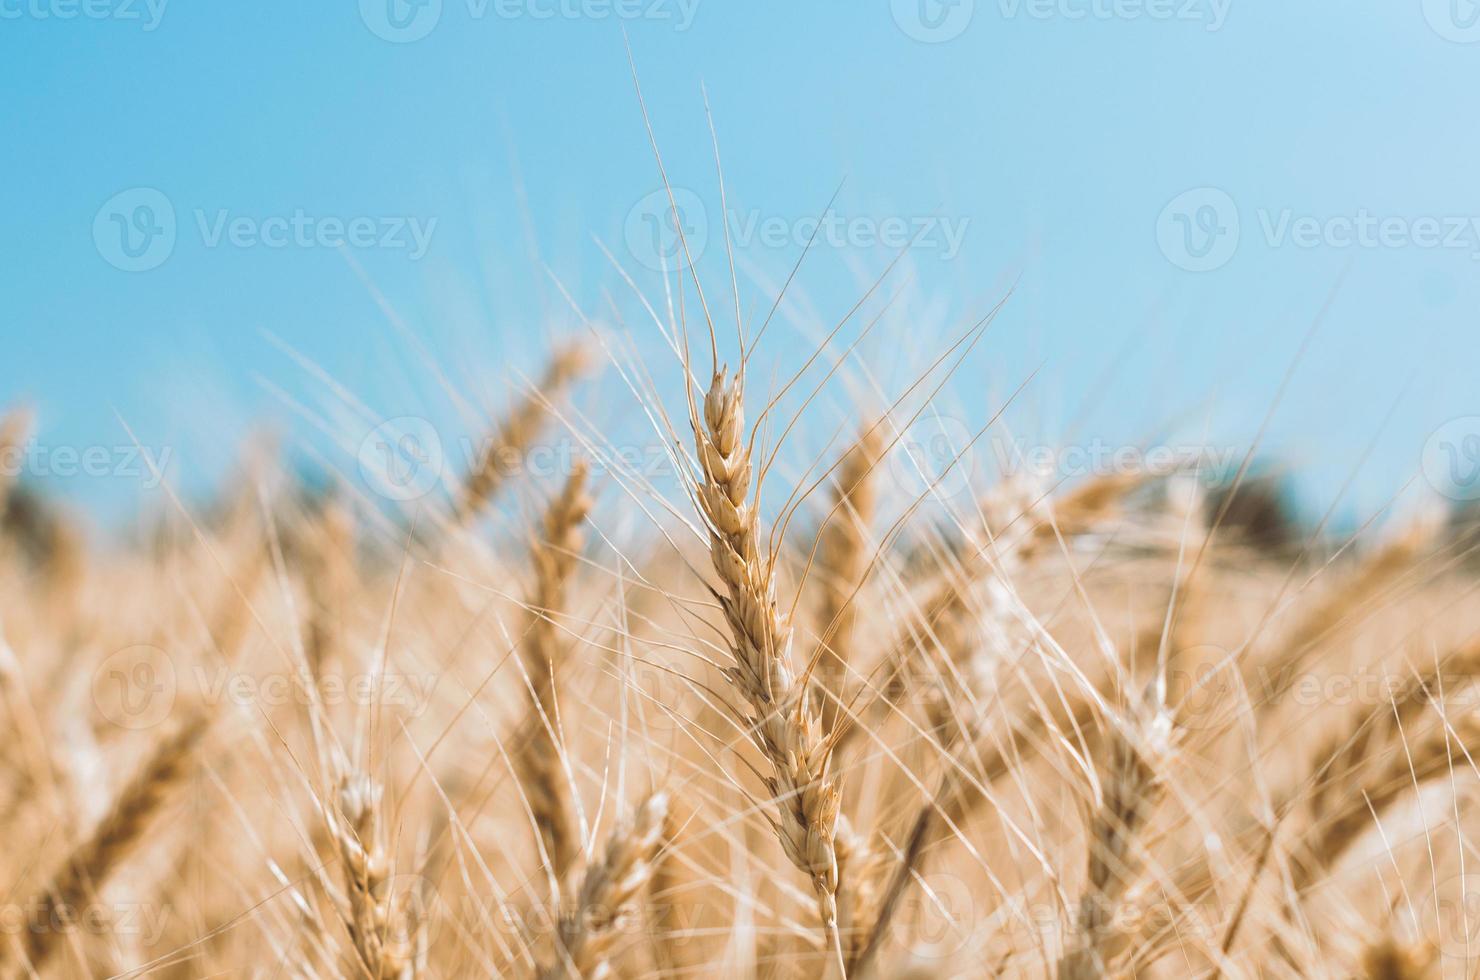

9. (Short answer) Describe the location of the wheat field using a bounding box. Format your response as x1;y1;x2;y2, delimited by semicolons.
0;277;1477;979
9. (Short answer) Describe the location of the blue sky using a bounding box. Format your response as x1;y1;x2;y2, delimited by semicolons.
2;1;1479;528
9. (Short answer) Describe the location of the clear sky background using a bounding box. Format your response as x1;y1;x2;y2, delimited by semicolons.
3;1;1478;530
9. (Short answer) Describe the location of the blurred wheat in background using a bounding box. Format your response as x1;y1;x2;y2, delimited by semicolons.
2;217;1479;979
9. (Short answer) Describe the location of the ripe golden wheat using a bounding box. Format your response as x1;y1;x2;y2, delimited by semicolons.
0;303;1475;980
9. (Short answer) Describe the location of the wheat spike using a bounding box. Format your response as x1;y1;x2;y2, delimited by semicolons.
1058;691;1175;980
541;792;667;980
1261;518;1438;709
454;342;588;526
0;405;34;512
304;497;355;683
855;472;1141;750
1294;704;1480;889
815;425;881;733
513;460;591;885
4;711;208;978
688;366;849;969
1358;937;1429;979
333;771;419;979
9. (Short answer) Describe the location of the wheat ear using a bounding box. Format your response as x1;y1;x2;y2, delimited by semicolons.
1358;937;1429;979
1306;637;1480;822
454;342;588;526
1260;518;1437;708
855;472;1140;750
304;497;355;683
0;405;34;511
815;425;882;734
5;711;208;978
649;803;694;975
334;771;417;979
515;460;591;883
689;366;848;969
1058;692;1175;980
541;792;668;980
1293;702;1480;890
